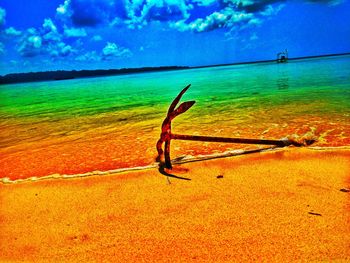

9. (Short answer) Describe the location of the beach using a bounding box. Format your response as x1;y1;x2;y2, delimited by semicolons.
1;0;349;260
1;148;349;262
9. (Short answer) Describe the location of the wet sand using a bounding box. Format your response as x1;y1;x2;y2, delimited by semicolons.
1;148;349;262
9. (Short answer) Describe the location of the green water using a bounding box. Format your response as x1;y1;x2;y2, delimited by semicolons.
1;55;350;150
1;55;350;179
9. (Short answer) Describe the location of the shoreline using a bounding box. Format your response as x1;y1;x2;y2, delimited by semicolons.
1;147;349;262
2;146;350;184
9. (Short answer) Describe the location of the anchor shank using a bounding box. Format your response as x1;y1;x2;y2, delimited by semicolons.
164;139;172;169
171;134;292;147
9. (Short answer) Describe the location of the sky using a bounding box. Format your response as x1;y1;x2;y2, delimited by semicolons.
0;0;349;75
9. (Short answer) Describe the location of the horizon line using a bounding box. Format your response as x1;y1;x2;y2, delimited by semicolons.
1;51;349;79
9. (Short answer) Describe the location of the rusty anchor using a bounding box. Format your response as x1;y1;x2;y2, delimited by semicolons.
156;84;314;169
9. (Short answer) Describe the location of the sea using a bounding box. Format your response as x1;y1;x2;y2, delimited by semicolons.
1;55;349;181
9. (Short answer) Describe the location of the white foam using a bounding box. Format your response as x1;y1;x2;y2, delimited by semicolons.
1;146;349;184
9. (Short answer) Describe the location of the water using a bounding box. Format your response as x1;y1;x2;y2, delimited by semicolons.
1;55;350;180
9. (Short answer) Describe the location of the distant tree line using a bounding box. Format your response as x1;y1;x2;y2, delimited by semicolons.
0;66;190;85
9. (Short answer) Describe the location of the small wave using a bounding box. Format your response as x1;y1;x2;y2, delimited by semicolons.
309;145;350;150
0;164;157;184
1;145;349;184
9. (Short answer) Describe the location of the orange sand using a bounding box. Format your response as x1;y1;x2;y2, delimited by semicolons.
1;148;349;262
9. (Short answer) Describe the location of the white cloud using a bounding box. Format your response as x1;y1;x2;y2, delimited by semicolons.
0;42;4;54
109;17;122;27
56;0;71;16
48;41;75;58
29;36;42;48
16;20;79;59
76;39;134;61
192;0;217;6
0;7;5;26
75;51;101;61
75;42;133;62
102;42;132;58
56;0;116;27
306;0;344;5
172;7;255;32
92;35;102;41
27;27;37;35
224;0;256;8
59;43;73;56
42;18;61;41
43;31;61;42
250;32;258;40
124;0;192;28
52;0;347;35
5;27;22;36
64;27;87;37
56;0;194;29
43;18;57;32
260;4;285;16
18;33;43;57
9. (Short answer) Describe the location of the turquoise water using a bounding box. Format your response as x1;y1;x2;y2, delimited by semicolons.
1;55;350;179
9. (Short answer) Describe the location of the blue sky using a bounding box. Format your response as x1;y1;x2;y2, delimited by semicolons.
0;0;349;75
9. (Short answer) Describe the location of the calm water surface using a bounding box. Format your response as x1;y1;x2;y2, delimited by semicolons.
1;55;349;179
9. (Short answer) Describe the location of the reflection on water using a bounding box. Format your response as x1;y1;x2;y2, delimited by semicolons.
275;64;289;90
276;76;289;90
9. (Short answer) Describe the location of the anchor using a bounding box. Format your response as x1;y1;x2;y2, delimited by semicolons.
156;84;315;169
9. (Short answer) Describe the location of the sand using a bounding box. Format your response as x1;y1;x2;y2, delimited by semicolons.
1;148;349;262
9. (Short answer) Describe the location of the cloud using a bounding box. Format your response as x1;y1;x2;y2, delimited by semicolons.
57;0;122;27
172;7;257;32
192;0;217;6
18;33;43;57
56;0;191;29
49;42;75;57
28;36;42;48
42;19;61;42
43;18;57;32
5;27;22;36
11;13;132;64
0;42;4;54
64;27;87;37
75;51;100;61
91;35;102;41
125;0;191;24
57;0;71;16
102;42;132;59
75;42;132;61
70;0;109;26
305;0;344;5
53;0;267;33
16;20;77;58
54;0;346;34
0;7;5;27
119;0;196;29
250;32;258;40
222;0;282;13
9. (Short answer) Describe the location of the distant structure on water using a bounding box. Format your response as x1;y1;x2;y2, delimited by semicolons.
277;49;288;63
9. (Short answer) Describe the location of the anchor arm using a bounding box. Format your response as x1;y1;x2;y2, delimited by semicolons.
167;84;191;116
169;101;196;120
156;84;194;168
